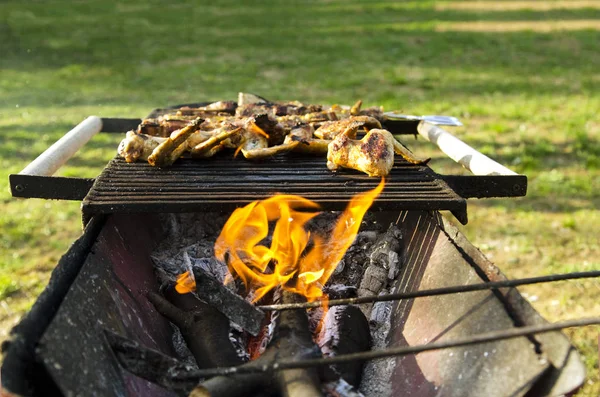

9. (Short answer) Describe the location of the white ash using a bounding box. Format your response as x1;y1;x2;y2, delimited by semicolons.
169;323;199;369
229;322;250;362
324;378;366;397
368;223;402;280
359;289;395;397
357;266;388;318
316;306;346;357
248;289;281;359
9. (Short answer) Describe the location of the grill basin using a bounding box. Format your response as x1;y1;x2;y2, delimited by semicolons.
0;210;585;397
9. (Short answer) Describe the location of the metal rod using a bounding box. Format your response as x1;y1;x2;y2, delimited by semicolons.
19;116;103;176
258;270;600;311
417;121;517;176
174;317;600;379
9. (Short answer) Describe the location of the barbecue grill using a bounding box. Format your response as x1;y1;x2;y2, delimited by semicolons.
2;103;595;397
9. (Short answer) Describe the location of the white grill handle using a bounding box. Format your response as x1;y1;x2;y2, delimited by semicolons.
19;116;103;176
417;121;517;176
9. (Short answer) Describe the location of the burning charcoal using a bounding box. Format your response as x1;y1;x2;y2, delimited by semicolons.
324;284;357;300
358;266;387;294
369;290;392;325
190;257;229;284
368;223;402;279
317;306;371;388
331;233;375;287
357;266;387;317
359;295;394;397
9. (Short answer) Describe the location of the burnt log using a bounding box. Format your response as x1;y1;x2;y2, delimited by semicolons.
318;306;372;387
191;291;323;397
192;268;264;336
147;290;242;369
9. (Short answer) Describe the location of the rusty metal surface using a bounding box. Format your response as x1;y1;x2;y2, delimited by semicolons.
384;211;549;397
37;214;176;397
441;218;587;396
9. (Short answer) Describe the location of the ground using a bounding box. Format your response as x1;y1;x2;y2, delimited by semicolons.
0;0;599;395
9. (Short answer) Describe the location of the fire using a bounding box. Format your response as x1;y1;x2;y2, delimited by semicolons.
175;271;195;294
213;179;385;303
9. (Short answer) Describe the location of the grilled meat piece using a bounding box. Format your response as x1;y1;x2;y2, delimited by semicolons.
191;125;243;157
253;113;286;145
314;116;382;140
283;124;331;155
242;141;300;159
327;128;395;177
117;131;167;162
392;138;430;165
137;118;189;137
346;99;385;121
177;101;237;115
236;101;323;119
148;117;204;167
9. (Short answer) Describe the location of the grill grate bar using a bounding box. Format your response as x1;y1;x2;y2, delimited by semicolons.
83;156;467;218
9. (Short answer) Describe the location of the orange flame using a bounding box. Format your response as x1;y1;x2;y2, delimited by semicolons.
214;179;385;303
175;271;196;294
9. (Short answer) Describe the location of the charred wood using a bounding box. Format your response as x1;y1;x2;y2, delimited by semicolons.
147;290;242;369
318;306;371;387
192;268;264;336
274;292;322;397
191;292;323;397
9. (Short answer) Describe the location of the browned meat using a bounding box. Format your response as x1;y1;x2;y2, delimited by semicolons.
314;116;382;140
327;129;395;177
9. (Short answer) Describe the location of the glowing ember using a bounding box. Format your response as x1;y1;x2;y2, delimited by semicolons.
175;271;196;294
214;179;385;303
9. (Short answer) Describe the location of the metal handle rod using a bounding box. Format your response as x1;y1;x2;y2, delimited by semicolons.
258;270;600;311
19;116;103;176
417;121;517;176
174;316;600;379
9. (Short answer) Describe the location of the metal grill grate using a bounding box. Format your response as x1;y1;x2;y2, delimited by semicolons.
82;155;467;219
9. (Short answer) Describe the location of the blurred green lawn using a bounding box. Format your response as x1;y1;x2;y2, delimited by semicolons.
1;0;599;394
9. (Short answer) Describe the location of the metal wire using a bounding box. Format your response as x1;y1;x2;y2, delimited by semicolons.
258;270;600;311
174;317;600;379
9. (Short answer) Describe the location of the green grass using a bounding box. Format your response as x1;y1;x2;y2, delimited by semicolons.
1;0;599;394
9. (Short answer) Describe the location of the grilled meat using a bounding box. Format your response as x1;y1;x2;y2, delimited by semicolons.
118;131;167;162
176;101;237;115
282;124;331;155
148;117;204;167
327;129;395;177
391;139;430;165
119;94;429;175
137;118;189;137
314;116;382;140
